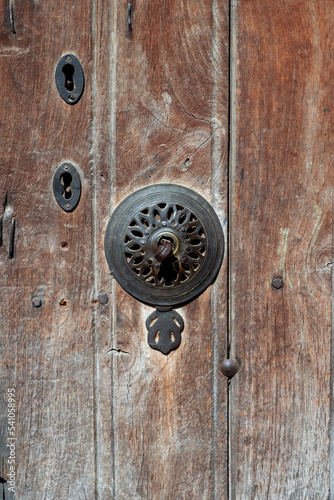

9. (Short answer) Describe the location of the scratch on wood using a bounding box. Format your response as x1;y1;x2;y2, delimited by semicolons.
277;228;289;269
189;127;221;160
0;48;30;57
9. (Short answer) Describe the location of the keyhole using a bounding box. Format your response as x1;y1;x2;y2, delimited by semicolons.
62;64;75;92
60;172;73;200
157;254;179;286
155;235;180;286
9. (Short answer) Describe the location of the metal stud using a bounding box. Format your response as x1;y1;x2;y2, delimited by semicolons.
220;359;239;378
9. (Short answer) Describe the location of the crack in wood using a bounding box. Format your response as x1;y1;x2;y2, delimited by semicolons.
8;0;16;35
127;2;133;38
321;262;333;269
107;348;131;356
0;477;6;500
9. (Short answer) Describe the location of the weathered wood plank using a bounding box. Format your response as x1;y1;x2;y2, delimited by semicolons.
111;0;229;497
0;1;95;498
0;0;230;497
91;0;116;496
230;0;334;497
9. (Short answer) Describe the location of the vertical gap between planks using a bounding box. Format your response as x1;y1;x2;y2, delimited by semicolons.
110;0;118;497
211;0;230;496
228;0;237;499
91;0;118;495
226;0;232;496
91;0;100;497
331;189;334;498
210;0;219;495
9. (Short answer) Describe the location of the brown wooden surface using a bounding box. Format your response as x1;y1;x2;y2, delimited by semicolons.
2;0;331;498
0;0;229;499
0;0;96;498
230;0;334;497
110;0;229;498
90;0;116;497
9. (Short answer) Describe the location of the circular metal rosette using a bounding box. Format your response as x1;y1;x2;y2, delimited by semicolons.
104;184;224;308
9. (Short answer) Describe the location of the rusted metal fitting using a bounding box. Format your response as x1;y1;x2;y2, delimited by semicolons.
272;276;283;290
154;239;173;262
98;292;109;305
220;359;239;378
32;297;42;308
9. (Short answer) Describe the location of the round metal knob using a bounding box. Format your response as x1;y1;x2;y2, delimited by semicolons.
104;183;224;308
220;359;239;378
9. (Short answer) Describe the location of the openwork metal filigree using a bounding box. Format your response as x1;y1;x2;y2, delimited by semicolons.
146;309;184;354
104;184;224;355
124;202;207;287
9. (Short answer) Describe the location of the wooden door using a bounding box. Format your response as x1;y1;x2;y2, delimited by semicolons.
0;0;331;499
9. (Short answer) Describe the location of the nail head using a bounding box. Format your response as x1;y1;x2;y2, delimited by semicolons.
272;276;283;290
98;292;109;305
220;359;239;378
32;297;42;308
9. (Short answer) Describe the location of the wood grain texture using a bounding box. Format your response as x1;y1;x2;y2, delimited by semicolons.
230;0;334;497
0;0;229;498
110;0;229;498
0;1;95;498
90;0;116;498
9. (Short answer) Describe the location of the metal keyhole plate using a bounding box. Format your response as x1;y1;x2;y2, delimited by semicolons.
53;162;81;212
55;54;85;105
104;184;224;308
